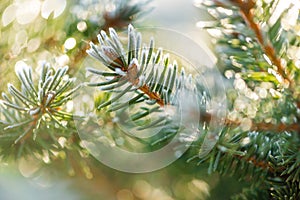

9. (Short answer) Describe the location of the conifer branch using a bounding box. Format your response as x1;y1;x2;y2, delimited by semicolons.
213;0;292;85
139;85;164;106
0;62;80;159
201;112;300;133
86;25;206;149
205;0;300;134
197;2;300;197
86;25;191;111
227;119;300;133
231;0;291;83
235;154;275;173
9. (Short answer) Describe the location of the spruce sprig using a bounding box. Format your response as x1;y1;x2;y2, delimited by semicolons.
86;24;188;108
195;0;300;198
86;25;207;147
0;62;80;159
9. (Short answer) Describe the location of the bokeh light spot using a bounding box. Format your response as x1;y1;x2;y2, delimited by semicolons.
27;37;41;53
15;30;28;47
64;38;76;50
117;189;134;200
18;157;41;178
2;4;17;26
16;0;40;25
132;180;152;199
41;0;67;19
77;21;88;32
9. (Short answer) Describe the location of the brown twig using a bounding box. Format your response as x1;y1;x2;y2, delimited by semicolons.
125;58;165;106
251;121;300;132
235;154;276;173
200;112;300;133
226;118;300;132
139;85;164;106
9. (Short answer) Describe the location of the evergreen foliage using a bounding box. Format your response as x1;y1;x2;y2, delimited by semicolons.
194;0;300;198
0;62;81;161
85;24;209;149
0;0;299;199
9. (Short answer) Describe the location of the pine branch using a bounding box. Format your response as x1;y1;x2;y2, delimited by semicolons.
228;120;300;133
194;127;299;183
270;181;300;200
85;24;210;150
86;25;191;109
138;84;164;106
235;154;276;173
211;0;291;85
199;0;300;134
0;62;80;160
201;112;300;133
197;1;300;198
229;0;292;84
210;0;300;115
